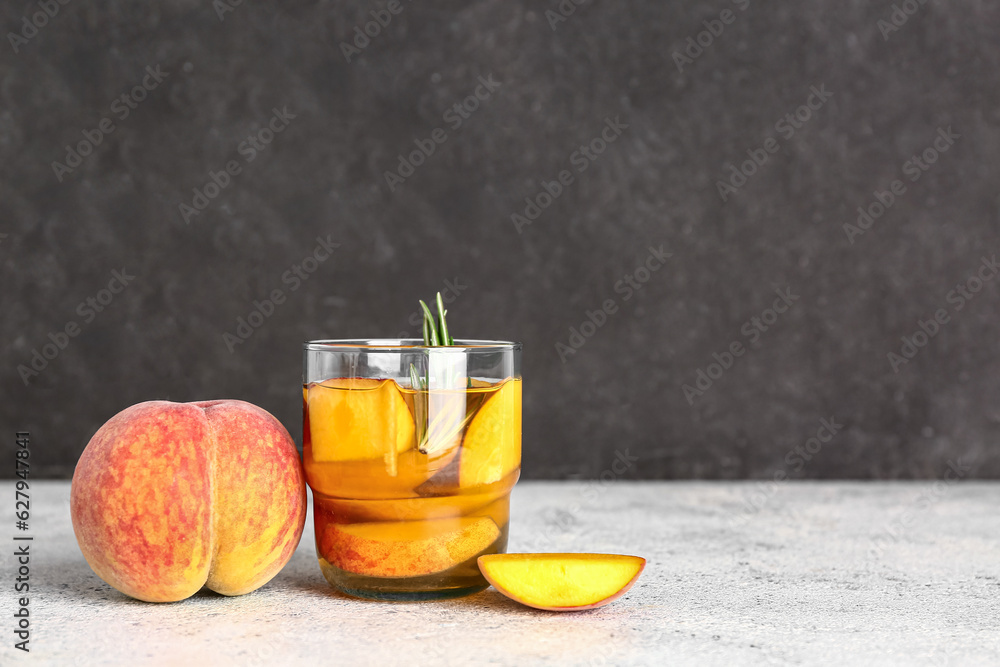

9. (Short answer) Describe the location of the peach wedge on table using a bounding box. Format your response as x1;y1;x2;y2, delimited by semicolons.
477;553;645;611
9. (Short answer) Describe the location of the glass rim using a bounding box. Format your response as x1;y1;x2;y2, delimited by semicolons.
304;338;521;352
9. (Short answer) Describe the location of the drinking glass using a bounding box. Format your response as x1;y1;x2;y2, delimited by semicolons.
303;339;521;600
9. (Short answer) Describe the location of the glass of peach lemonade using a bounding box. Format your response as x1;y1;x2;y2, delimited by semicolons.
303;337;521;600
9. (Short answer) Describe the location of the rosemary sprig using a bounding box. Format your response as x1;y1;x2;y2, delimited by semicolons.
419;295;454;346
409;292;462;454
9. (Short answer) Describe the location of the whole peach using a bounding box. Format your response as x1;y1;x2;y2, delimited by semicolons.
71;400;306;602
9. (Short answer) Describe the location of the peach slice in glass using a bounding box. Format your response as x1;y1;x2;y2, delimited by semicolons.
321;517;500;578
477;553;645;611
306;378;415;474
459;379;521;487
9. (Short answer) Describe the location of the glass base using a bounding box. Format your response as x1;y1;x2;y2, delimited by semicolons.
335;584;489;601
318;555;497;601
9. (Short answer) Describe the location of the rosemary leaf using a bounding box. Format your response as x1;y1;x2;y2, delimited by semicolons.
409;363;426;447
436;292;450;346
419;300;440;346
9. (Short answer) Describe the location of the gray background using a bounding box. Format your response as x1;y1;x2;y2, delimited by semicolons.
2;0;998;479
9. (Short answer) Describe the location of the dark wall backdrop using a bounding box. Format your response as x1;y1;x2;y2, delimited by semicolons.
3;1;999;479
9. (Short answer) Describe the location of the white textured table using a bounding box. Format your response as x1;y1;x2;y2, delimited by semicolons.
1;481;998;666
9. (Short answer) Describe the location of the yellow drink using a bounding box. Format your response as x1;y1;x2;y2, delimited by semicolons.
304;376;521;599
